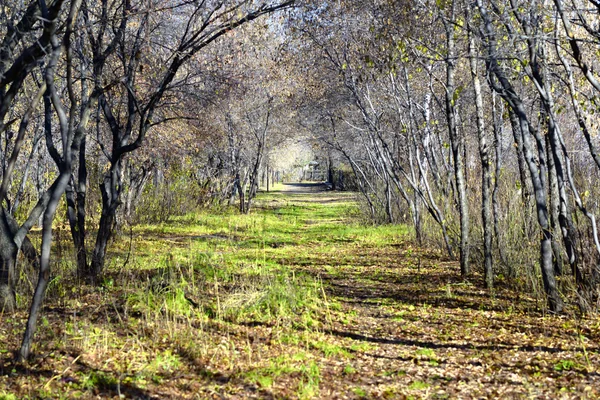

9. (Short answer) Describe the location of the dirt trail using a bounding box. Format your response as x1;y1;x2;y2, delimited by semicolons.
278;182;330;194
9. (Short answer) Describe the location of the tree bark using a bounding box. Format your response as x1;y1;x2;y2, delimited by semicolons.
443;1;469;276
0;208;18;312
66;137;88;277
468;29;493;288
491;93;508;269
90;163;121;278
546;133;564;276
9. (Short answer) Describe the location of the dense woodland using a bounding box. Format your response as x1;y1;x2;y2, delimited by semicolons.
1;0;600;397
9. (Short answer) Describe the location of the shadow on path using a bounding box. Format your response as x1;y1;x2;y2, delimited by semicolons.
277;182;329;194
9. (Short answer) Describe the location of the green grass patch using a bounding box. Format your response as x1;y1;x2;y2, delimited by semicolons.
408;380;430;390
554;359;578;371
310;341;351;358
244;353;320;397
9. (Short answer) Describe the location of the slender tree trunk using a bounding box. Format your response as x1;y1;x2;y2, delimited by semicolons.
237;173;246;213
20;7;88;351
385;180;394;223
535;64;578;278
444;2;469;276
407;127;422;243
0;209;18;312
546;134;564;275
245;133;266;214
266;164;270;192
90;162;121;278
491;93;508;268
507;108;531;203
10;128;43;216
19;168;71;360
66;138;88;277
328;152;335;190
246;161;260;214
553;24;600;263
468;30;493;288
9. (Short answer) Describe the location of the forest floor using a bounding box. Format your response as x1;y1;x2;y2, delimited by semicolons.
1;183;600;399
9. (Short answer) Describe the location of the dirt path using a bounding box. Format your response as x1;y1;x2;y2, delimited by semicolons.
278;182;331;194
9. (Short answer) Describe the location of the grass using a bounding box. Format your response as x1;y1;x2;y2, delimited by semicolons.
1;184;600;399
2;186;363;398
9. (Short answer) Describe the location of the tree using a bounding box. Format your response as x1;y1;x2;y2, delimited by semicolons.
72;0;295;280
466;9;493;287
0;0;70;313
0;0;295;360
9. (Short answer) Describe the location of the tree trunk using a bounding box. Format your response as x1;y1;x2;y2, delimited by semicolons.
491;93;508;269
19;168;71;360
266;164;270;192
0;208;18;312
245;134;265;214
546;134;564;276
90;164;121;279
383;179;392;224
468;31;493;288
536;63;578;278
237;173;246;213
327;152;335;190
10;128;43;216
444;2;469;276
507;108;531;203
66;138;88;277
